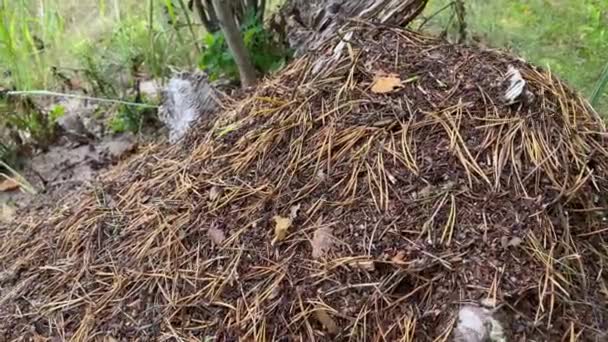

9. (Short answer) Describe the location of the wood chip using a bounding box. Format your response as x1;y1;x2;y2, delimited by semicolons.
311;224;333;259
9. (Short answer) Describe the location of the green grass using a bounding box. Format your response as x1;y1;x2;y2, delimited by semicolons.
421;0;608;114
0;0;202;91
0;0;205;151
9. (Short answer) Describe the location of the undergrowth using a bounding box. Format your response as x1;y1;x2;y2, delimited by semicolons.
0;0;200;159
198;10;291;82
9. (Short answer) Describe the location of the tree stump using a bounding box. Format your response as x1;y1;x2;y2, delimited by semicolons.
279;0;428;55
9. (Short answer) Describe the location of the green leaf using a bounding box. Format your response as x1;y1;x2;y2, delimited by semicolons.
49;105;65;123
203;33;215;47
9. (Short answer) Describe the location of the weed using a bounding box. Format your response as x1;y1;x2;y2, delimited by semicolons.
48;104;66;122
198;10;290;82
109;96;157;134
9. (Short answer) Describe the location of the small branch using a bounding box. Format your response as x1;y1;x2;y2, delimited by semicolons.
7;91;158;108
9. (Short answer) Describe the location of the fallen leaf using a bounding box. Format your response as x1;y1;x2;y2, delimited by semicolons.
0;178;19;192
391;251;406;264
289;204;301;220
314;308;339;335
209;186;221;201
371;73;402;93
272;215;292;245
311;225;333;259
207;225;226;245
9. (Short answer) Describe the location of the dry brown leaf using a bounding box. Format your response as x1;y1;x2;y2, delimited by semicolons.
314;308;339;335
0;178;19;192
371;73;402;93
207;225;226;245
272;215;292;245
391;250;406;264
311;225;333;259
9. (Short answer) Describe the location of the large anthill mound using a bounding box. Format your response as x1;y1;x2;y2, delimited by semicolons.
2;23;608;341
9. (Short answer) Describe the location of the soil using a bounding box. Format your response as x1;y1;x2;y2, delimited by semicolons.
1;23;608;341
0;79;164;222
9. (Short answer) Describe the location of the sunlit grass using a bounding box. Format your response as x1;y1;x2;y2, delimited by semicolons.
0;0;200;92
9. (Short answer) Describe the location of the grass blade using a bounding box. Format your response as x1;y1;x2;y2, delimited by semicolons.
590;62;608;108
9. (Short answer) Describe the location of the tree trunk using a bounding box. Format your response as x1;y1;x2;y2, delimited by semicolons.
212;0;257;88
280;0;428;55
193;0;220;33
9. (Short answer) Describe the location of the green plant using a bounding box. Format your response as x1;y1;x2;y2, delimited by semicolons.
198;10;290;82
591;62;608;109
0;141;18;169
48;104;65;122
1;97;56;146
109;98;156;134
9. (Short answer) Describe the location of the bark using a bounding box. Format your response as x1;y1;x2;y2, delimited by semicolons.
194;0;266;32
280;0;429;55
193;0;219;33
212;0;257;88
